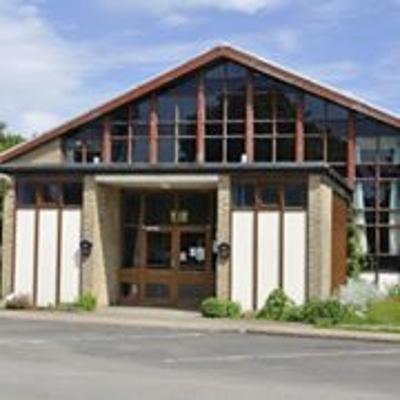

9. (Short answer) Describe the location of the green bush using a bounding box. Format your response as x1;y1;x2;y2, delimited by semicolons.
75;293;97;312
388;285;400;301
300;299;351;325
257;289;295;320
200;297;242;319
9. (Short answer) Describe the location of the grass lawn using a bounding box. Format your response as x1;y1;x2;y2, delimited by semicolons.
336;299;400;334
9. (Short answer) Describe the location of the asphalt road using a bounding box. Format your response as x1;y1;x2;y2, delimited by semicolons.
0;319;399;399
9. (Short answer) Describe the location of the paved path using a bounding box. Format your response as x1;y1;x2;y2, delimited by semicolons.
0;319;399;399
0;307;399;343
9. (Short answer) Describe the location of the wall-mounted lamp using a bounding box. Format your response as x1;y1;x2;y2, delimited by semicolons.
80;239;93;259
217;242;231;261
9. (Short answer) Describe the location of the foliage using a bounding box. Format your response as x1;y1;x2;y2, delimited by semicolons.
4;293;32;310
200;297;242;319
300;299;351;325
0;122;25;241
0;122;25;153
257;289;295;320
75;293;97;312
347;209;367;278
388;285;400;301
339;278;384;312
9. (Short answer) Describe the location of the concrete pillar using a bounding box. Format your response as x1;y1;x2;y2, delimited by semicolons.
216;175;231;300
1;179;15;298
82;176;121;306
307;175;333;299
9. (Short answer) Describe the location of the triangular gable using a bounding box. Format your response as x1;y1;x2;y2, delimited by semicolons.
1;45;399;163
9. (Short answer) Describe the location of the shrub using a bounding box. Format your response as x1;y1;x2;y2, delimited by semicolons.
339;278;384;312
4;293;32;310
388;285;400;301
257;289;295;320
300;298;351;325
226;301;242;319
75;293;97;312
200;297;242;319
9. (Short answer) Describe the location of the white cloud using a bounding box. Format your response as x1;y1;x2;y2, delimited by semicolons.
0;0;91;136
97;0;286;16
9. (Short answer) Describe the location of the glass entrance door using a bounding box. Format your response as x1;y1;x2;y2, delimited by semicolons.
119;191;216;308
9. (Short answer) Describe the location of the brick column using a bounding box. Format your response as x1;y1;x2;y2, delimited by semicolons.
1;179;15;297
216;175;231;299
307;175;333;299
82;176;121;306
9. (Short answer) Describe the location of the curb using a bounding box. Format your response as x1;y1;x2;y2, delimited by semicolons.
0;311;399;344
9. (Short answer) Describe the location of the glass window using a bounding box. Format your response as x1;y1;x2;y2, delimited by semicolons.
132;99;150;122
122;192;141;225
305;138;324;161
158;138;175;163
260;185;279;206
254;93;274;120
179;193;211;224
206;92;223;120
226;62;246;92
284;183;307;207
146;233;171;269
179;232;207;271
227;138;245;162
41;183;61;205
205;138;223;162
63;182;82;206
304;94;325;120
178;139;196;162
232;183;255;207
145;194;174;225
276;138;295;161
227;93;246;120
276;90;297;120
204;64;225;92
122;227;140;268
254;138;272;162
157;91;176;121
132;138;149;162
17;182;36;206
146;283;170;299
112;140;128;162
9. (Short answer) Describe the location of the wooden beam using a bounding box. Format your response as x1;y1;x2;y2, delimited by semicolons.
347;111;356;186
150;95;158;164
295;94;305;162
245;71;254;163
197;76;205;163
103;116;112;163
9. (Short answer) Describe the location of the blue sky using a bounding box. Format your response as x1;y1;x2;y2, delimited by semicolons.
1;0;400;137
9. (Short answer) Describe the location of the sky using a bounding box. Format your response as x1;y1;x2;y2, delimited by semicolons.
1;0;400;138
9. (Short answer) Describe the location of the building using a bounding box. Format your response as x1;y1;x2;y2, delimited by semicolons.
0;46;398;310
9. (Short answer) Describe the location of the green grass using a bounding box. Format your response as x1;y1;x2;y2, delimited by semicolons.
335;299;400;334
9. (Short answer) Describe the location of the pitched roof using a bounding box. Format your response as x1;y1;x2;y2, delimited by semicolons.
1;45;399;163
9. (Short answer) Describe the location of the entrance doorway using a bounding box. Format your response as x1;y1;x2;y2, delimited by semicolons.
118;191;216;308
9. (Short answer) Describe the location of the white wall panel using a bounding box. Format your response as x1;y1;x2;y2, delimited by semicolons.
283;212;306;304
361;272;400;293
14;210;36;297
37;210;58;307
60;210;81;303
257;211;280;309
231;211;254;311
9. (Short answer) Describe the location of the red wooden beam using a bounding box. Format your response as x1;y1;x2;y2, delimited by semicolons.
295;94;305;162
347;111;356;186
245;71;254;163
197;76;205;163
150;95;158;164
103;116;112;163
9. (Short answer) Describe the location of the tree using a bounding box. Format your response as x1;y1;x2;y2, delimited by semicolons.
347;208;367;278
0;122;25;241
